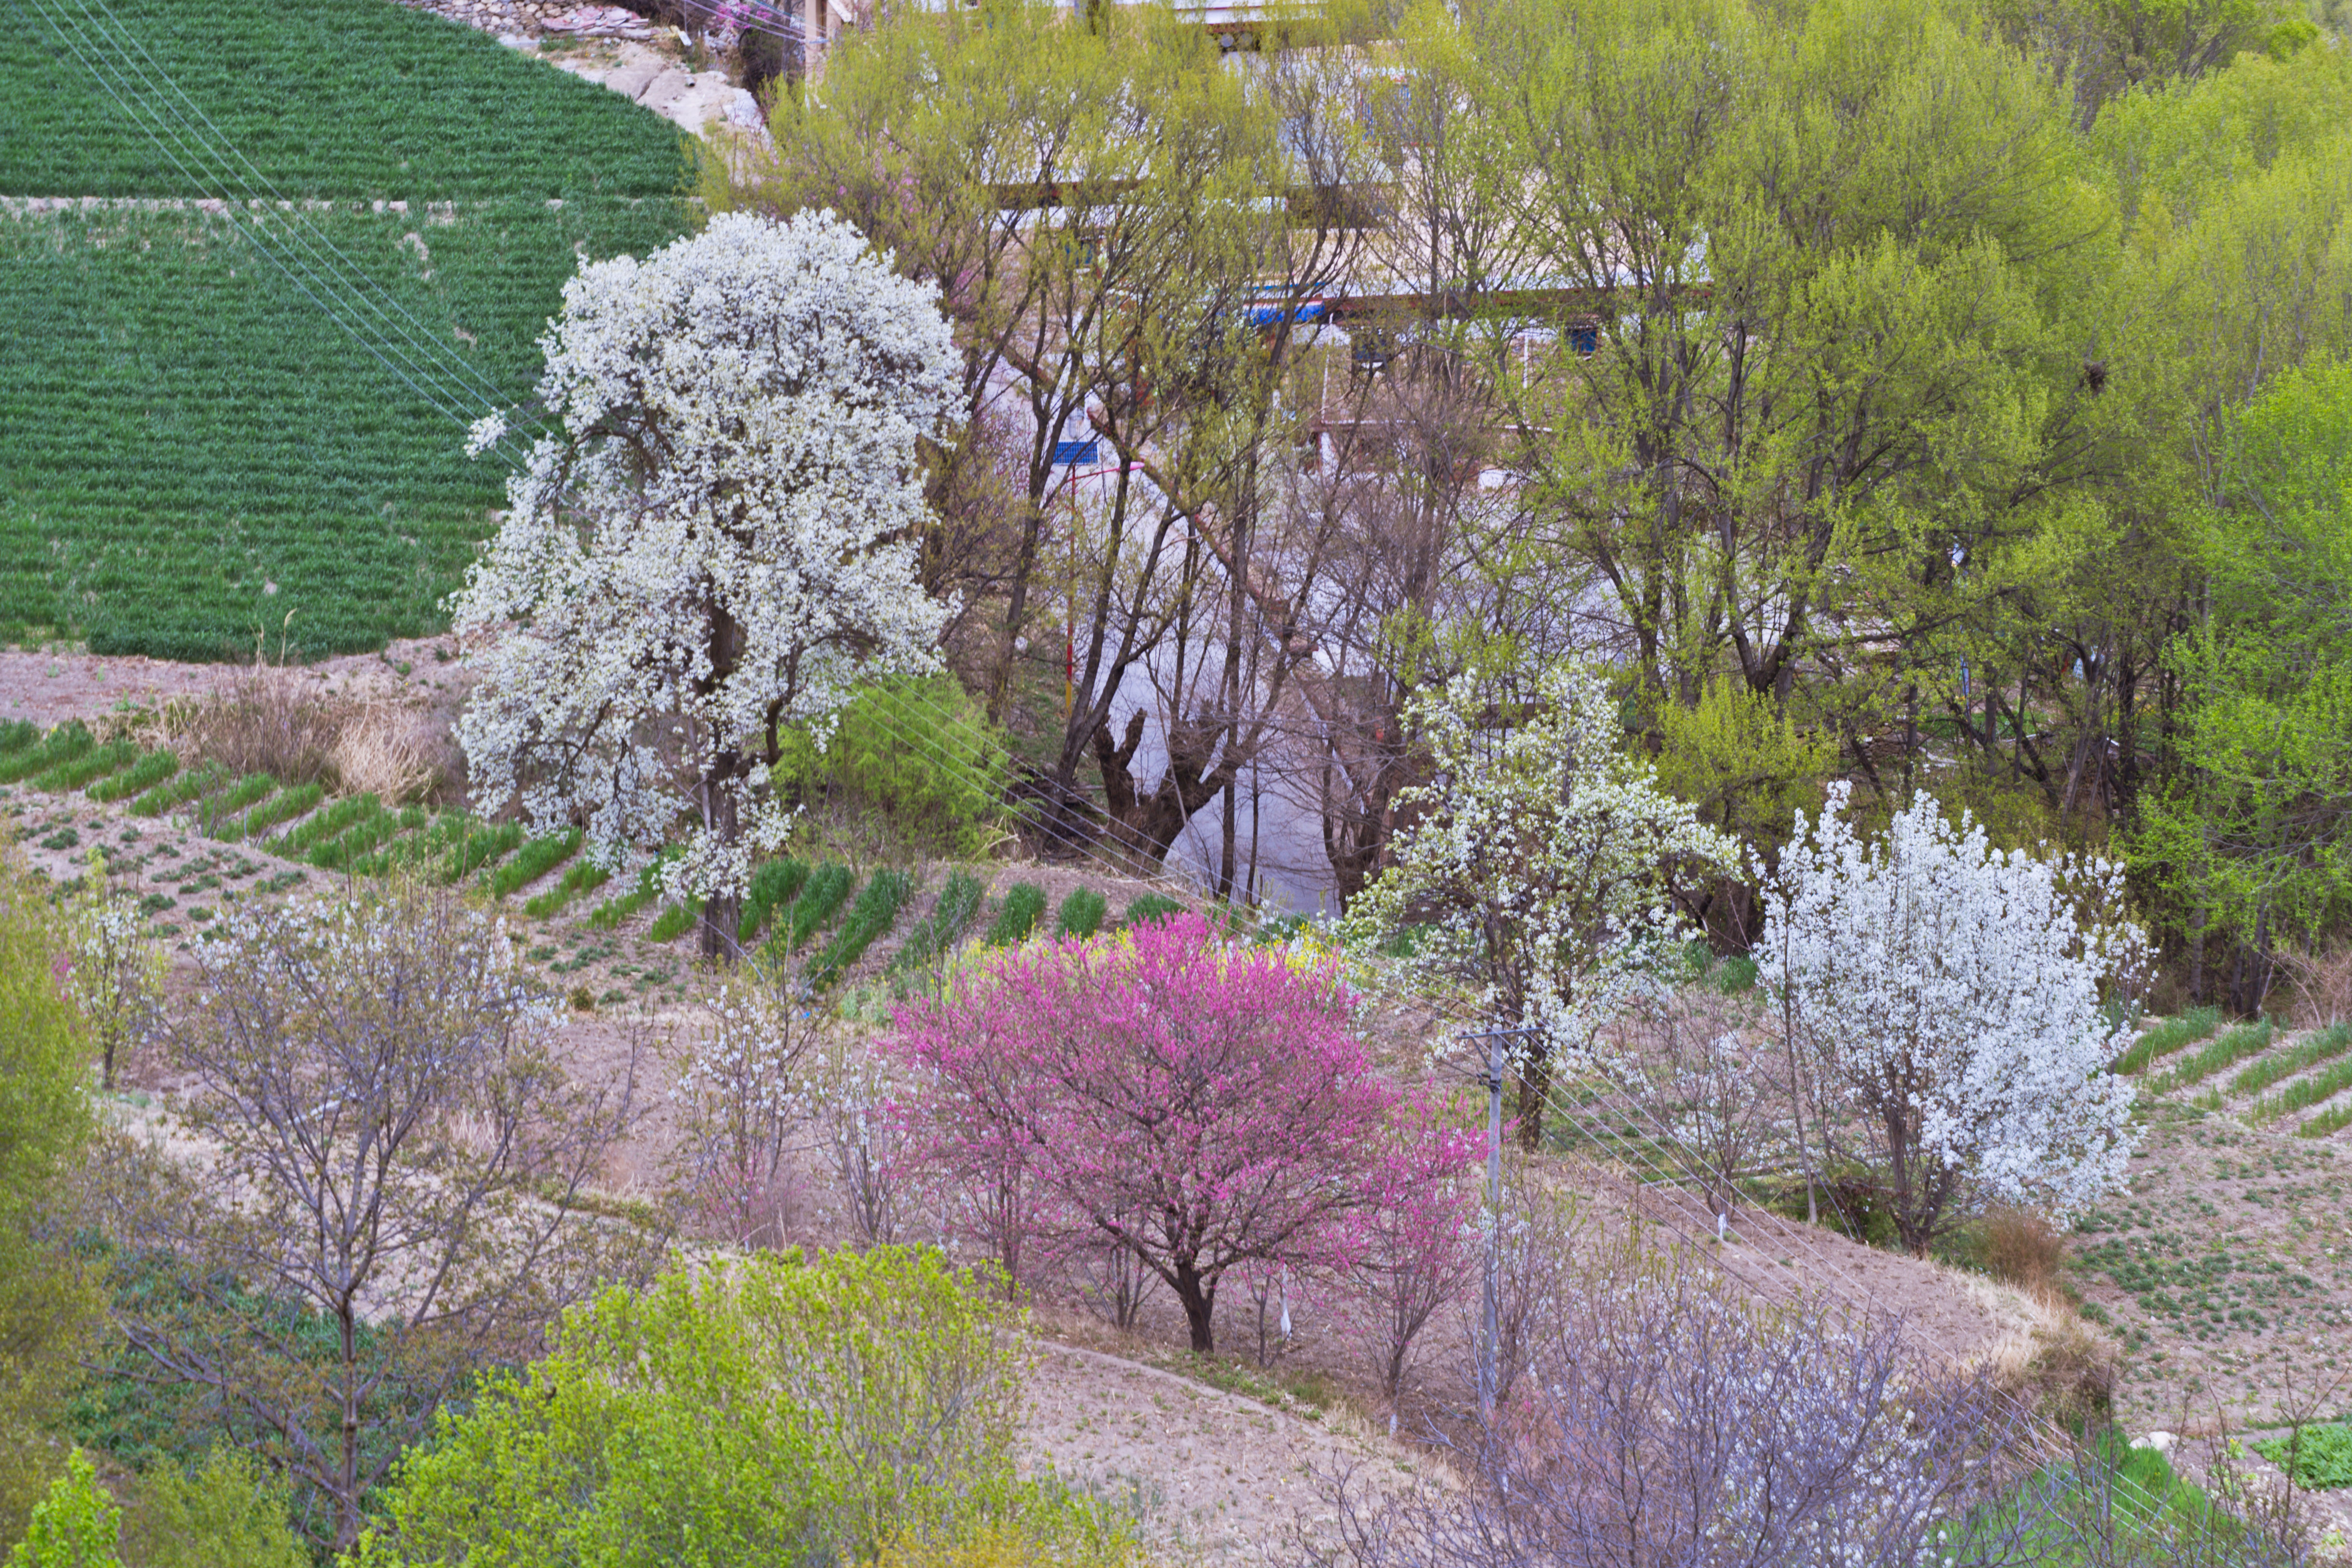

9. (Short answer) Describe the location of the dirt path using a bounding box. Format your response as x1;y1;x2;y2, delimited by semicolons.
1020;1341;1433;1566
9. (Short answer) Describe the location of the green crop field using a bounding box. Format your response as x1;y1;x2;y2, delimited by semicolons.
0;0;691;659
0;0;687;200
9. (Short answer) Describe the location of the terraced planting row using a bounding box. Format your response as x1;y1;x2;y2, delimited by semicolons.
2114;1007;2352;1138
0;722;1200;992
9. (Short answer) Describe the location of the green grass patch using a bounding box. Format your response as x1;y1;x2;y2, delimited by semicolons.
646;900;701;944
431;818;524;882
130;760;226;818
1;0;688;200
737;856;812;942
890;869;987;979
196;773;278;837
307;800;402;870
2155;1018;2272;1093
523;857;611;920
2112;1005;2223;1076
2252;1423;2352;1489
807;869;913;992
585;854;675;930
2230;1022;2352;1098
226;781;325;842
0;720;94;784
0;0;690;670
267;791;378;857
1055;887;1106;940
2252;1055;2352;1128
0;719;36;756
488;828;580;898
2294;1086;2352;1137
87;748;176;803
30;737;139;792
781;863;855;952
982;882;1046;947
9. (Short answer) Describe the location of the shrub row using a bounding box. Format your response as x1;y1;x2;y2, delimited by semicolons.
738;857;811;942
490;829;581;899
808;870;913;991
89;749;177;803
890;870;987;980
2230;1022;2352;1098
982;882;1046;947
2111;1005;2221;1076
2154;1019;2272;1093
524;858;611;920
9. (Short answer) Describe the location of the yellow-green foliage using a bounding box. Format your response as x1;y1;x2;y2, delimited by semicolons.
1652;677;1833;851
6;1451;117;1568
354;1247;1131;1568
878;1509;1151;1568
774;676;1008;856
0;855;101;1545
119;1450;305;1568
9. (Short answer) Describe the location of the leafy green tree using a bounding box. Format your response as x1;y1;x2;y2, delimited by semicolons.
352;1248;1132;1568
1412;0;2142;792
2127;356;2352;1008
0;856;101;1546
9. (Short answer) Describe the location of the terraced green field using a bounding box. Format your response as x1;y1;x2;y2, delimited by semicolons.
0;0;686;200
0;0;690;659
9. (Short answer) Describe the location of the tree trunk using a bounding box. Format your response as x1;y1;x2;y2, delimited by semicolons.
1172;1262;1217;1354
1514;1049;1551;1152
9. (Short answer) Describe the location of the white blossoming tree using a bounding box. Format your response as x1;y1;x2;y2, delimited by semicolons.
454;210;960;956
1344;663;1740;1148
1759;785;2144;1253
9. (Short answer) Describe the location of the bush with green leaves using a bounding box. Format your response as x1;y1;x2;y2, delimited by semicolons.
0;864;102;1544
2252;1423;2352;1490
118;1448;305;1568
1120;893;1188;930
982;883;1046;948
892;871;987;986
774;676;1008;857
350;1248;1131;1568
1055;888;1106;940
782;864;857;952
6;1450;117;1568
738;858;812;942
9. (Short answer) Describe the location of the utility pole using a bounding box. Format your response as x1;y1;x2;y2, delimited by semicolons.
1462;1024;1540;1420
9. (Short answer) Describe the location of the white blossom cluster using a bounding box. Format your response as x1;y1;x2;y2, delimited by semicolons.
452;210;961;901
1760;784;2142;1213
1344;662;1741;1070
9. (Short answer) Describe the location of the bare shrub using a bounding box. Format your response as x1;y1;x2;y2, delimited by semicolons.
666;964;821;1250
1463;1175;1584;1409
93;878;656;1554
1981;1204;2066;1301
798;1028;913;1248
162;664;348;786
1602;988;1782;1217
2272;940;2352;1027
1332;1230;2033;1568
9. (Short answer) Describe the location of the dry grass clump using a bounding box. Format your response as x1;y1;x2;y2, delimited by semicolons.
1981;1205;2067;1302
1956;1269;2119;1433
157;663;443;803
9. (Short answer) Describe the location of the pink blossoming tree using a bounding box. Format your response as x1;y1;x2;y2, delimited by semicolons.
893;914;1414;1353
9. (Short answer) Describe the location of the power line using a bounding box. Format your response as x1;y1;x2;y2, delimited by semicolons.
60;0;523;416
